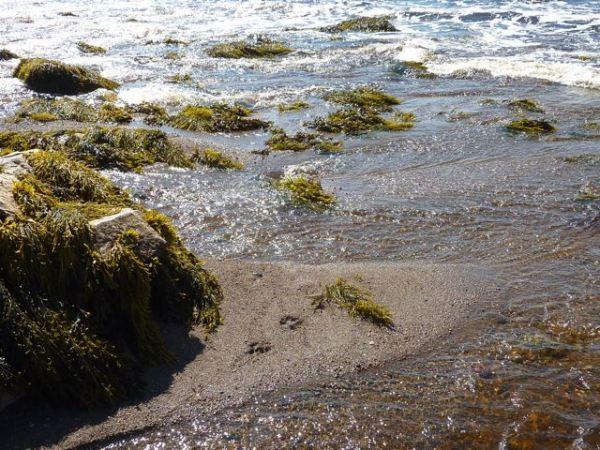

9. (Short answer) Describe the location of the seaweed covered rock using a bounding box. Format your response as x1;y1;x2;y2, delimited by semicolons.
13;58;119;95
13;98;96;123
207;36;292;59
0;150;222;407
320;16;397;33
277;101;310;112
76;41;107;54
170;103;270;133
194;148;243;170
266;129;342;153
325;86;400;112
506;119;555;134
507;98;543;113
277;175;336;211
309;108;415;135
127;102;169;126
0;49;19;61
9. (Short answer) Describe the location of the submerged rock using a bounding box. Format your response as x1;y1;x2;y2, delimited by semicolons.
76;41;107;54
309;108;415;135
170;104;269;132
320;16;397;33
325;86;401;112
207;37;292;59
13;58;119;95
506;119;555;134
0;49;19;60
90;208;167;262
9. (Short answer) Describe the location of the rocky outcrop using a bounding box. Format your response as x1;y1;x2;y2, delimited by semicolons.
0;174;19;220
13;58;119;95
89;208;167;262
0;150;36;176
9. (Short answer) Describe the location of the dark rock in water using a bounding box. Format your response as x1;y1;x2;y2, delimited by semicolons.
89;208;167;262
13;58;119;95
0;49;19;60
320;16;397;33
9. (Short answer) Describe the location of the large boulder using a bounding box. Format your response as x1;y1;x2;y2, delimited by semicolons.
13;58;119;95
89;208;167;262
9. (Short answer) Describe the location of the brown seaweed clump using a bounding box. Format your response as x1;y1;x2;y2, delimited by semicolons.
319;16;397;33
193;148;244;170
325;86;401;112
277;101;310;112
13;98;131;124
0;127;194;172
13;58;119;95
309;108;415;135
507;98;544;113
506;119;555;134
169;104;270;133
277;175;336;210
0;150;222;407
266;129;342;153
312;278;394;327
207;37;292;59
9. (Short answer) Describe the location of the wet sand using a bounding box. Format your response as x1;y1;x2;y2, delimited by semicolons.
8;258;497;449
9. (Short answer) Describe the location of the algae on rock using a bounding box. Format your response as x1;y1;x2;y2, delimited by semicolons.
277;175;336;210
0;49;19;60
506;119;555;134
13;58;119;95
207;37;292;59
0;149;222;407
76;41;107;54
194;148;243;170
170;103;270;133
266;130;343;153
309;107;415;135
325;86;401;112
320;16;397;33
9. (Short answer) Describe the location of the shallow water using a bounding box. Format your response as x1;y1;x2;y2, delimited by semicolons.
2;0;600;447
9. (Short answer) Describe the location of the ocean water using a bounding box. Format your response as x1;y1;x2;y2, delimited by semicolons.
1;0;599;448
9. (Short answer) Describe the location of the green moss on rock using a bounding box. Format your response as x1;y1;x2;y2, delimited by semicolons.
326;86;400;111
194;148;243;170
312;278;393;327
277;175;335;210
506;119;555;134
170;103;270;133
320;16;397;33
13;58;119;95
207;37;292;59
76;41;107;55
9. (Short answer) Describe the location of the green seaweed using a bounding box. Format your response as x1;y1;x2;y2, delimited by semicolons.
506;119;555;134
266;130;343;153
320;16;397;33
98;103;133;124
0;150;222;407
207;37;292;59
277;175;335;210
507;99;544;113
311;278;394;327
76;41;107;54
325;86;400;112
13;58;119;95
169;104;270;133
13;98;97;123
277;101;310;112
310;107;415;135
194;148;243;170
